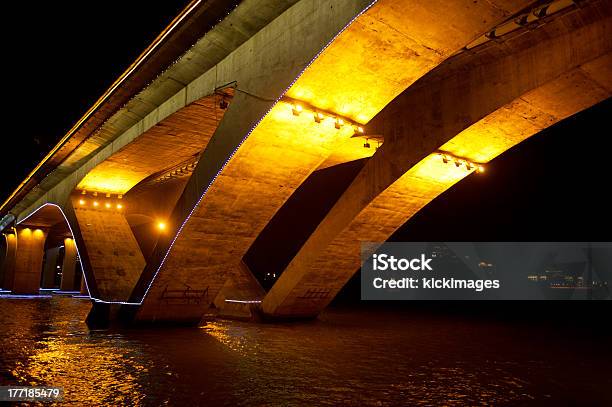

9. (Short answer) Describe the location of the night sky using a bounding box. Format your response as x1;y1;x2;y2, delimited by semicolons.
3;0;189;199
4;1;611;242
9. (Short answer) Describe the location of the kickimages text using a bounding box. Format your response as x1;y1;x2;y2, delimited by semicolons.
371;253;500;292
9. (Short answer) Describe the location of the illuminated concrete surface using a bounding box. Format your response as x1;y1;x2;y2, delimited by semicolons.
134;0;530;323
60;238;78;291
64;93;230;303
76;93;230;195
10;228;48;294
263;1;612;318
124;178;194;261
0;233;17;289
71;199;145;302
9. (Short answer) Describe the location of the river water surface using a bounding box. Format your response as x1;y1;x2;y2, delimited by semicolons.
0;297;610;406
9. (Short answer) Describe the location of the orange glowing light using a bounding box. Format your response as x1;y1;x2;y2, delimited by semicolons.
79;199;85;205
93;201;99;207
292;104;303;116
105;202;111;208
157;222;166;231
116;203;123;209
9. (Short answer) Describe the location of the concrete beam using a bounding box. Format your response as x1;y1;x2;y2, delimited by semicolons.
262;1;612;318
76;93;231;195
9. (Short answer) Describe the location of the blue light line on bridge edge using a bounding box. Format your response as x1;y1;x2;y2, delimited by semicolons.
16;203;142;306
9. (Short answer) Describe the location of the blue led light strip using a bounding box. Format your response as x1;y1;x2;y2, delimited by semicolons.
16;203;141;305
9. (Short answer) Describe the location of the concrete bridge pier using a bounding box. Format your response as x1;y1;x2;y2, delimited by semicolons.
80;276;88;295
70;196;145;302
213;261;266;320
41;247;60;289
60;237;78;291
6;227;48;294
0;232;17;289
86;302;127;329
68;197;147;327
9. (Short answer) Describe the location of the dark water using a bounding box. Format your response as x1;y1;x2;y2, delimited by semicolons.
0;297;610;406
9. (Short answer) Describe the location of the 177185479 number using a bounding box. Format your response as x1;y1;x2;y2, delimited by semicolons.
0;386;63;401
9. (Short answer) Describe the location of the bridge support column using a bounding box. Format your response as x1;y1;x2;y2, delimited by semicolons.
8;227;47;294
1;232;17;289
80;276;88;295
72;198;145;302
41;247;60;289
86;302;124;329
213;261;266;320
60;238;77;291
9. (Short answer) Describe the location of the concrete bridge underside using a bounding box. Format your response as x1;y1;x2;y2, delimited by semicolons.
133;0;535;323
1;204;78;295
70;92;231;302
0;0;609;325
262;0;612;318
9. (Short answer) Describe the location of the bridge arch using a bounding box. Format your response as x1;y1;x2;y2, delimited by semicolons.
127;0;538;324
262;0;612;318
0;203;89;297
